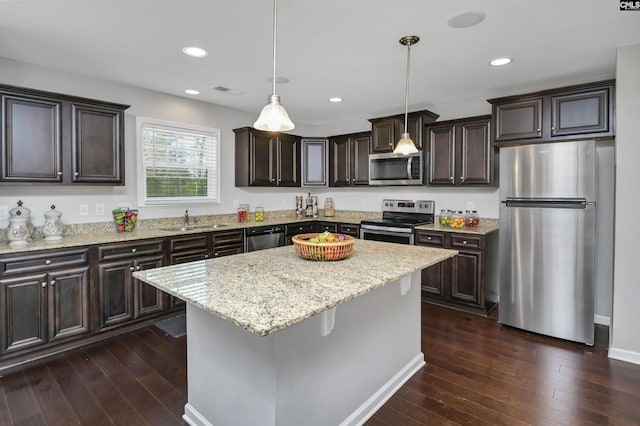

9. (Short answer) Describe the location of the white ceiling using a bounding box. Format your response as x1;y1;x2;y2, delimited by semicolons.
1;0;639;126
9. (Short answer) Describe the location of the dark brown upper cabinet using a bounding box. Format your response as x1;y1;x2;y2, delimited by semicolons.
0;84;129;185
328;131;371;187
234;127;301;187
369;110;439;153
426;115;494;186
489;80;614;146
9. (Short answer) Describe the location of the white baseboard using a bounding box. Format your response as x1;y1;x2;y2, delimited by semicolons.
339;353;425;426
595;314;611;326
608;347;640;366
183;403;213;426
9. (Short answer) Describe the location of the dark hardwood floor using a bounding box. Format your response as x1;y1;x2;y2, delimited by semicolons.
1;303;639;425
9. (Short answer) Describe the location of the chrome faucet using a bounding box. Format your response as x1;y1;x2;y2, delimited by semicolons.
183;209;189;227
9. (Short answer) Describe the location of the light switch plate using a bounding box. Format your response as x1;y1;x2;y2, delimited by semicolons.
79;204;89;216
95;203;105;216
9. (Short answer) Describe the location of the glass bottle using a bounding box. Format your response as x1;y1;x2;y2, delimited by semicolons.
450;211;465;228
439;209;451;227
237;204;249;223
323;198;335;217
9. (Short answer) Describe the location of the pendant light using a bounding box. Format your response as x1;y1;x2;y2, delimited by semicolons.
393;35;420;155
254;0;295;132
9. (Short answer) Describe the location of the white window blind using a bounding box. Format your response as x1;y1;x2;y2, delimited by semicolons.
137;117;220;206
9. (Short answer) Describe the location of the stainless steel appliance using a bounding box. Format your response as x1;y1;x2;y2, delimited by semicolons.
245;225;285;252
499;141;596;345
360;199;434;244
368;151;423;185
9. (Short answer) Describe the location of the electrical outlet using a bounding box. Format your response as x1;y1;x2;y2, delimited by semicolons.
95;203;105;216
79;204;89;216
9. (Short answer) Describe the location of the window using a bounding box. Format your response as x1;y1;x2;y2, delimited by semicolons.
137;117;220;206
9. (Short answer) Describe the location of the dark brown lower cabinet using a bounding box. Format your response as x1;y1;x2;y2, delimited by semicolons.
0;249;90;357
415;230;497;315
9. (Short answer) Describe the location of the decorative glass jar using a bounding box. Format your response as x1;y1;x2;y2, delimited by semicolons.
43;204;64;240
465;210;480;227
323;198;335;217
450;211;465;229
439;209;451;227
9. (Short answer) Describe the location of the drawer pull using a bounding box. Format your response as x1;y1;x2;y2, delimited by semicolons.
131;248;137;253
45;259;52;265
427;237;432;240
462;240;468;245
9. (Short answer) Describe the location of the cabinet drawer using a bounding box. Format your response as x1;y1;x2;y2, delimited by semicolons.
415;231;445;247
0;248;89;276
212;230;244;247
318;222;338;233
450;234;483;250
169;234;209;253
97;239;164;262
338;223;360;237
286;223;316;235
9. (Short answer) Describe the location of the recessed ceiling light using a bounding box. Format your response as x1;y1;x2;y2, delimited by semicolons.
447;11;485;28
489;57;512;66
182;46;207;58
185;89;200;95
329;97;343;103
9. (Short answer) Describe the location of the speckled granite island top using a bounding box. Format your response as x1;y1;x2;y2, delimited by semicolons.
132;239;457;337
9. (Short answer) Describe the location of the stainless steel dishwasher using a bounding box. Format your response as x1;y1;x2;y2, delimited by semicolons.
245;225;285;252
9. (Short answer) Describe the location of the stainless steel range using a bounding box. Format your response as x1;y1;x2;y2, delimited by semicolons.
360;199;435;245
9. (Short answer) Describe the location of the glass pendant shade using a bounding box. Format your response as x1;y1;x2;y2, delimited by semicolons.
254;95;295;131
394;132;419;155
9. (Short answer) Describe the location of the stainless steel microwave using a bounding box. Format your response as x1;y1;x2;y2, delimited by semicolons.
368;151;424;185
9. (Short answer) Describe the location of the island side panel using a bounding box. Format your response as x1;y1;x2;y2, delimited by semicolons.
274;271;424;426
182;271;424;426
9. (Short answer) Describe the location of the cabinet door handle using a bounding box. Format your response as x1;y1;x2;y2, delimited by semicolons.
49;280;56;286
204;254;209;258
45;259;52;265
449;177;454;182
214;252;220;257
57;171;63;176
129;266;135;272
136;265;141;271
131;248;137;253
74;171;79;177
460;176;465;181
42;282;47;288
536;128;541;134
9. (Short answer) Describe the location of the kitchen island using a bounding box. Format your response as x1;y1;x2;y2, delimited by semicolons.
133;239;457;426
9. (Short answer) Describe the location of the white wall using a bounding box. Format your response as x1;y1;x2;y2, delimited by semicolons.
0;57;499;229
610;44;640;364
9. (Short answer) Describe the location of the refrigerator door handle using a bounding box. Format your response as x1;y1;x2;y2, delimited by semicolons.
504;197;588;209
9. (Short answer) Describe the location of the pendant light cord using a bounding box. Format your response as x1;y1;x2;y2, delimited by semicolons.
272;0;278;96
404;41;411;134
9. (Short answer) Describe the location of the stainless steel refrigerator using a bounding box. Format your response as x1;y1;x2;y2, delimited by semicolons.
499;140;596;345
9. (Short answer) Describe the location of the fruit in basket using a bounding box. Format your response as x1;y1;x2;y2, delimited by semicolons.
309;230;338;243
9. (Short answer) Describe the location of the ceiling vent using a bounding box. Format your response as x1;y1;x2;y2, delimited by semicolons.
213;86;245;96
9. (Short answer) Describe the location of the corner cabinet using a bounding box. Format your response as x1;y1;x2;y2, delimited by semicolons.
234;127;301;187
0;84;129;185
425;115;495;186
369;110;439;153
415;230;498;316
488;80;615;146
328;132;371;186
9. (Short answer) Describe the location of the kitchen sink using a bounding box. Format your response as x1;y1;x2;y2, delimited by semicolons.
160;224;228;232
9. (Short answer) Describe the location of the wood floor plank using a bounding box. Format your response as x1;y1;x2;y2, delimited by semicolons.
1;370;44;425
21;362;80;426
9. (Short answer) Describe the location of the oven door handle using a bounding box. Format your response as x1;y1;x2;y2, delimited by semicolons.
361;224;413;234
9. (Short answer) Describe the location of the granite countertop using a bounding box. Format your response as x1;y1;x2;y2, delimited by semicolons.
0;210;498;255
132;239;457;336
415;218;500;235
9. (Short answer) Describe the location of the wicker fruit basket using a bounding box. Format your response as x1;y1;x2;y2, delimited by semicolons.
292;233;355;261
